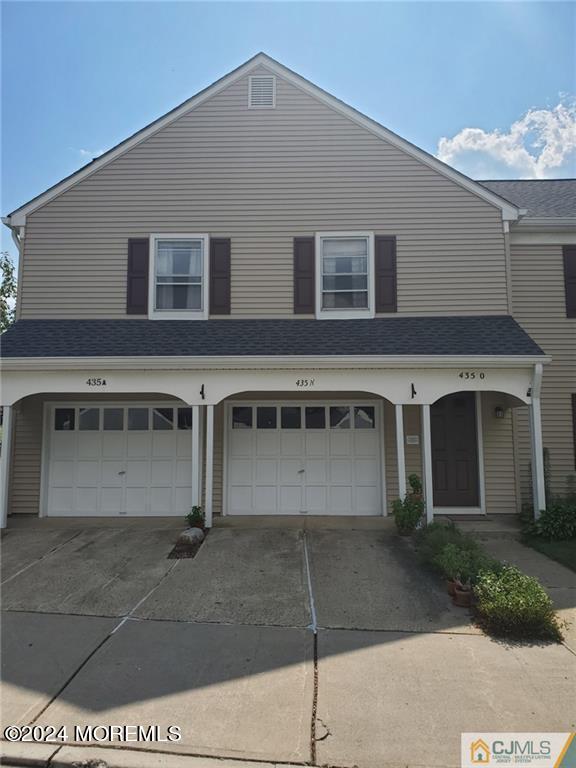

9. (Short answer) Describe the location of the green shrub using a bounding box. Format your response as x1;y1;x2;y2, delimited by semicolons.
186;505;204;528
415;521;476;566
531;498;576;541
433;542;500;585
392;494;423;535
408;473;422;496
474;566;562;641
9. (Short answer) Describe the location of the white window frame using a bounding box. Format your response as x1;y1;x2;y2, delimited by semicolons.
315;231;375;320
248;75;276;109
148;233;210;320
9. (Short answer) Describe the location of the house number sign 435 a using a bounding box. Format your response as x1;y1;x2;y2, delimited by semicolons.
458;371;485;380
86;377;107;386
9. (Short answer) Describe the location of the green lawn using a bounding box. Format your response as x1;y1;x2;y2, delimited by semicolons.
523;536;576;573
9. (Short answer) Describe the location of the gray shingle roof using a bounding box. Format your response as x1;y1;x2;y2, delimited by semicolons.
478;179;576;219
0;317;545;358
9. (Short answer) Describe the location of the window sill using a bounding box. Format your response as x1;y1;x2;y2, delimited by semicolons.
148;312;208;321
316;310;375;321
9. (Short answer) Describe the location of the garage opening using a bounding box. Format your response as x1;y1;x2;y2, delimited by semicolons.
45;402;194;516
225;400;383;516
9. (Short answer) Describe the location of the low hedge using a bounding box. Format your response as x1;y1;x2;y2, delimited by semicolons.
474;566;563;641
415;521;563;642
524;497;576;542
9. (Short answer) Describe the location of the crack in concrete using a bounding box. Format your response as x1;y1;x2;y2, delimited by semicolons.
1;530;84;586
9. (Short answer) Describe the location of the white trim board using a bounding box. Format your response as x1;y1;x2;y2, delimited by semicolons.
4;54;520;227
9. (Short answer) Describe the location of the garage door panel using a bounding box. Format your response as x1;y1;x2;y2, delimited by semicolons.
305;432;327;456
47;404;193;517
52;433;76;459
329;431;353;455
229;458;252;483
101;461;123;486
354;432;378;455
77;433;102;458
355;458;379;484
255;459;277;483
101;487;123;515
76;488;99;514
280;432;304;454
329;486;353;514
76;460;100;486
150;487;173;515
230;431;253;457
102;432;126;457
48;488;74;515
126;432;152;457
256;432;280;456
305;486;327;514
50;460;75;487
280;459;302;483
279;486;302;514
125;487;147;514
254;486;277;513
229;486;253;514
306;459;327;483
125;460;149;485
330;459;352;484
355;486;380;514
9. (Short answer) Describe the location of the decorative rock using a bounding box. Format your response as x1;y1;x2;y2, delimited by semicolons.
177;527;205;545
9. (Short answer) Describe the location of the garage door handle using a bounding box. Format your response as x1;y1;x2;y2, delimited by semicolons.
298;469;305;474
118;471;126;476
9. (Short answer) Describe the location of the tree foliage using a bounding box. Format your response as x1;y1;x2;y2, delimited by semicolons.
0;251;17;332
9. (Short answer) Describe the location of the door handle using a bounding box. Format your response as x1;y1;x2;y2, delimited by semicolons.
118;470;126;476
297;469;305;474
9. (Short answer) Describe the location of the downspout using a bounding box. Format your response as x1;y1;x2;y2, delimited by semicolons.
2;217;24;321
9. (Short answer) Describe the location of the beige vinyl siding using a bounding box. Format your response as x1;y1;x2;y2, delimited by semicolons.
510;244;576;501
20;66;508;318
481;392;517;515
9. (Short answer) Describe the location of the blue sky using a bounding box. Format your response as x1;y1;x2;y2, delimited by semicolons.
2;1;575;262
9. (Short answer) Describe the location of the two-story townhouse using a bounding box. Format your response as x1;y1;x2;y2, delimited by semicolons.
1;53;573;530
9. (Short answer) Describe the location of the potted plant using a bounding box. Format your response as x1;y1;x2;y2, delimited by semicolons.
186;505;205;531
407;473;423;500
392;493;424;536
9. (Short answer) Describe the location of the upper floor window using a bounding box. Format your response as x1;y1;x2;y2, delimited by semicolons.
315;232;375;319
149;234;209;319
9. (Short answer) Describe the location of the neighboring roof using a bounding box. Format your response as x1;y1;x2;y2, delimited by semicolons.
0;317;545;358
479;179;576;219
4;53;520;226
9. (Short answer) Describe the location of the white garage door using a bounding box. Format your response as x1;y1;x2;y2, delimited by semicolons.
46;403;194;516
226;401;382;515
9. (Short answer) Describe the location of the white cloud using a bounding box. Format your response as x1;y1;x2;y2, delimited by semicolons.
436;101;576;179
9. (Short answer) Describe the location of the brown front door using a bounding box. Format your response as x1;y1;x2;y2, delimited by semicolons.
431;392;479;507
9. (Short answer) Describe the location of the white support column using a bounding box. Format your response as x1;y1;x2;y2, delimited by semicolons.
0;405;14;529
530;363;546;519
191;405;200;507
395;404;407;499
204;404;214;528
421;404;434;524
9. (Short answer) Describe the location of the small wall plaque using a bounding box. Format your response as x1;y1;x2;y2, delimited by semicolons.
406;435;419;445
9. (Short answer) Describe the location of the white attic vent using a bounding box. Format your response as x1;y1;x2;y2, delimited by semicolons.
249;75;276;108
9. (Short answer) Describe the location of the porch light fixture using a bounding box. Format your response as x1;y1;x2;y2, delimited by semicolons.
494;406;505;419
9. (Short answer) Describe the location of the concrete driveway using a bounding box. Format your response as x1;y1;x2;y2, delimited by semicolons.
2;522;575;767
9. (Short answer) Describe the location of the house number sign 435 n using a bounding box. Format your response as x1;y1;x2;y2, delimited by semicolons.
86;377;107;387
296;378;315;388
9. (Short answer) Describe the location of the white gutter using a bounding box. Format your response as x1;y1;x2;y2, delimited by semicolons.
0;354;551;372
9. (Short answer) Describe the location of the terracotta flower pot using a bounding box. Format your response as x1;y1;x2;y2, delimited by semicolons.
446;579;457;597
452;585;473;608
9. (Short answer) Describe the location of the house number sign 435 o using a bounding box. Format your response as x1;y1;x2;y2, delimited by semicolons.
86;377;107;386
458;371;485;380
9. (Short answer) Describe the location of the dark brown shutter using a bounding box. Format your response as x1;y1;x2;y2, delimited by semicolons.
563;246;576;318
375;235;397;313
126;238;149;314
209;238;231;315
293;237;315;314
